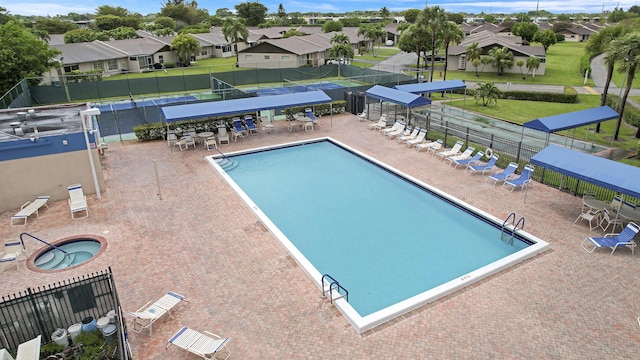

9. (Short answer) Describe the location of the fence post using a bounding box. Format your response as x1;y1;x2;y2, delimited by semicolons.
516;141;522;163
26;288;49;343
444;121;449;145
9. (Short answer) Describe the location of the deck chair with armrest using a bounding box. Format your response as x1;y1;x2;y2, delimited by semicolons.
581;222;639;255
486;162;519;185
356;110;367;121
231;118;247;141
373;115;388;131
416;139;443;153
244;116;259;135
405;130;427;147
217;125;230;145
167;326;230;360
0;238;27;270
435;140;464;160
397;127;420;143
11;196;50;226
368;118;386;130
380;121;403;135
502;165;534;192
465;154;499;175
446;148;479;168
126;291;186;335
386;125;408;139
598;208;623;233
68;184;88;220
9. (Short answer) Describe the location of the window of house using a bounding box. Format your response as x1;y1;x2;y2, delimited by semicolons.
245;55;253;59
282;55;289;61
264;55;270;60
158;55;164;64
63;64;79;73
107;59;118;71
92;62;104;71
129;56;137;61
201;50;208;55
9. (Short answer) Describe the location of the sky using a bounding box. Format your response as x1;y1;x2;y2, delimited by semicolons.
4;0;636;17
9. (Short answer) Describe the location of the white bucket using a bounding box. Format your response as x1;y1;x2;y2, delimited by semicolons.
51;328;69;348
68;323;82;342
106;310;116;324
96;317;110;330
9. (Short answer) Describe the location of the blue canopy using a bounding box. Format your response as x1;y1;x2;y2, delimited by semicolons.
530;145;640;199
160;91;332;122
365;85;431;108
523;106;619;133
393;80;466;94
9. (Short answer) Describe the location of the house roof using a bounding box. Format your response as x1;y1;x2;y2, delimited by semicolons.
242;33;333;56
52;42;127;64
99;37;171;56
558;27;594;35
448;32;545;58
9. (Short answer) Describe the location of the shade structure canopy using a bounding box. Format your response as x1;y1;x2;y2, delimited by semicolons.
393;79;466;94
523;106;619;133
530;145;640;199
364;85;431;108
160;91;332;123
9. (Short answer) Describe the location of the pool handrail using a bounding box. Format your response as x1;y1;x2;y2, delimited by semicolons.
20;232;68;255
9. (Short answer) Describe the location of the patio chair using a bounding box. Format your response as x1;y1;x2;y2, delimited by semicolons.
368;118;386;130
373;115;388;131
435;140;463;160
182;134;196;149
386;125;408;139
598;208;623;233
405;130;427;147
68;184;88;220
580;222;639;255
167;131;177;147
11;195;50;226
465;154;499;176
167;326;230;360
15;335;41;360
448;148;481;168
486;162;519;185
0;238;27;270
397;127;420;143
217;125;230;145
205;137;218;151
356;110;367;121
380;121;403;135
244;116;259;135
416;139;442;153
126;291;186;335
502;165;534;192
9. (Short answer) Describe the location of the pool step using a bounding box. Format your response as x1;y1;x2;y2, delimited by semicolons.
34;250;76;270
216;158;238;171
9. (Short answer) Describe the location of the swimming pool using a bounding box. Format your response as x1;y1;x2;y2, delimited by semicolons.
206;138;550;333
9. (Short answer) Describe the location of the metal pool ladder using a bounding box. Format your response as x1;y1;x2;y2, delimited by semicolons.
321;274;349;305
501;213;525;246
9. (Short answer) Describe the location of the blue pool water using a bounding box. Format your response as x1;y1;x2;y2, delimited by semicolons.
209;139;548;332
34;240;102;270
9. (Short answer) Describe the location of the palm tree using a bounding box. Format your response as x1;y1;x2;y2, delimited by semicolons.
380;7;390;20
170;33;201;66
397;23;429;78
329;33;354;77
358;24;384;55
474;82;501;106
222;17;248;67
607;33;640;140
526;56;541;78
585;24;630;132
465;42;482;76
441;21;464;80
417;6;447;82
516;60;525;79
488;46;514;76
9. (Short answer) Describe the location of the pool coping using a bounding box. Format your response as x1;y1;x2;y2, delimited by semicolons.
205;137;551;333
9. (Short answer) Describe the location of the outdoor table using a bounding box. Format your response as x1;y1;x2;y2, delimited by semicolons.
583;198;610;212
263;124;276;133
197;132;214;146
617;207;640;223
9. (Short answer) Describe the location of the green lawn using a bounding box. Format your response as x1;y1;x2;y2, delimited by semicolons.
105;57;243;80
356;47;401;61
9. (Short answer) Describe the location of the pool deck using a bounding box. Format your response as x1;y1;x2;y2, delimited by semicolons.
2;114;639;358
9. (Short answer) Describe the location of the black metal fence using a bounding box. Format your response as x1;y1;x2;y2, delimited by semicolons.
0;268;130;359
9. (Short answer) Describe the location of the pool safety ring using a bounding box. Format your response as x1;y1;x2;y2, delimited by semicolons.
485;147;493;158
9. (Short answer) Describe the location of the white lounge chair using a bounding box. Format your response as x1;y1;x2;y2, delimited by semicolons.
0;238;27;270
126;291;186;335
445;147;476;166
405;130;427;147
367;118;387;130
435;140;464;160
68;184;88;220
11;196;50;226
15;335;41;360
356;110;367;121
386;125;407;139
397;127;420;143
167;326;230;360
380;121;402;135
217;125;230;145
416;139;442;153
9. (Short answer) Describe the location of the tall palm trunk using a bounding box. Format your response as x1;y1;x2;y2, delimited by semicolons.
596;61;615;133
614;65;636;140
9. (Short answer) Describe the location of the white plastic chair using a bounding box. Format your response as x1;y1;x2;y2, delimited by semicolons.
68;184;88;220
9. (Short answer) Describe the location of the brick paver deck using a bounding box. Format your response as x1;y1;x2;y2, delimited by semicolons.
2;114;639;358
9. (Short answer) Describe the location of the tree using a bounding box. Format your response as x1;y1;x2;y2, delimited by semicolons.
170;33;201;66
96;5;130;17
235;2;267;27
488;46;514;75
380;7;390;20
358;24;384;56
398;23;429;77
64;28;97;43
418;6;447;82
512;22;538;44
161;1;204;27
95;15;124;31
277;4;287;20
0;21;61;94
441;21;464;80
323;20;342;33
215;8;233;18
534;29;557;50
155;16;176;31
0;6;11;25
222;17;248;67
483;14;497;24
108;27;138;40
474;83;501;106
329;33;354;76
339;16;362;27
516;59;525;78
465;42;482;76
585;24;630;132
447;13;464;25
35;18;78;34
526;56;541;77
608;33;640;140
282;28;304;38
403;9;420;23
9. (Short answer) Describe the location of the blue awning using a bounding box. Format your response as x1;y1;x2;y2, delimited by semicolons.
523;106;619;133
530;145;640;199
393;80;466;94
365;85;431;108
160;91;332;122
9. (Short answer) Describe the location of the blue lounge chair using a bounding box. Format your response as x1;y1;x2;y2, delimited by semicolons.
502;165;534;191
450;150;484;169
231;118;247;141
244;116;259;135
580;222;639;255
486;162;518;185
466;155;499;175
